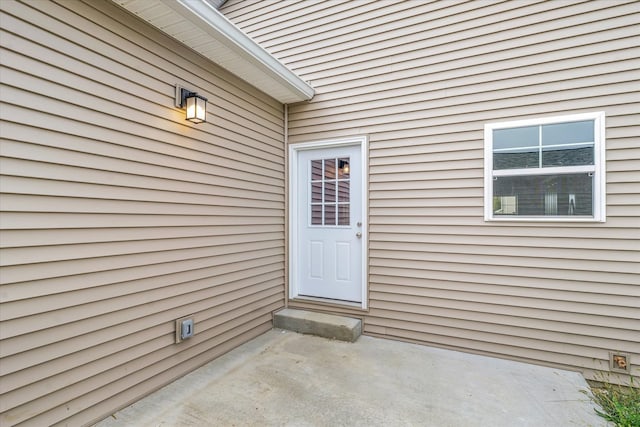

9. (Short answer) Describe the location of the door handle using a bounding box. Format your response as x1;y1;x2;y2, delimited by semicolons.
356;232;362;238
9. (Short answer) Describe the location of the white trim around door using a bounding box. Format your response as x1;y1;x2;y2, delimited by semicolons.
289;136;368;309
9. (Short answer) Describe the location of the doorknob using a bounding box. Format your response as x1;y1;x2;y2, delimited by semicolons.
356;232;362;238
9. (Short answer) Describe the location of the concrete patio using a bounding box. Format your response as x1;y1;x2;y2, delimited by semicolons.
95;329;606;426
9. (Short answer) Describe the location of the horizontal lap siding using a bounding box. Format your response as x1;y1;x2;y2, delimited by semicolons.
222;0;640;384
0;0;285;425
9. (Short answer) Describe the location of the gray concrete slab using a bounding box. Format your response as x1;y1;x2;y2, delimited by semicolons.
95;329;607;427
273;308;362;342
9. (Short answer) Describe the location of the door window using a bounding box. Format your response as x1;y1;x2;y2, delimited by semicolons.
310;158;350;226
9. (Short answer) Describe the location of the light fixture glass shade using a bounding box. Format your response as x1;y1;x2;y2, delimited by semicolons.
185;93;207;123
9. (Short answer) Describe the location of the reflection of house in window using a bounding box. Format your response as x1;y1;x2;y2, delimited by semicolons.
310;158;350;226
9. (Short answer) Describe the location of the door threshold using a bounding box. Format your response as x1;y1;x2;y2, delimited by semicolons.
291;295;363;308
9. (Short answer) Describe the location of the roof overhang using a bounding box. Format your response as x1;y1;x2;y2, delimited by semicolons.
112;0;314;104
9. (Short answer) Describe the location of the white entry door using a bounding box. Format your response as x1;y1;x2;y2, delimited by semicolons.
291;140;365;304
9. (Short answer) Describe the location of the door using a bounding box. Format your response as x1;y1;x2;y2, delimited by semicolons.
291;140;365;304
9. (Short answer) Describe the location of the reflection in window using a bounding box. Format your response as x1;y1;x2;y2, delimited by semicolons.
311;204;322;225
310;157;350;226
493;120;595;170
338;204;350;225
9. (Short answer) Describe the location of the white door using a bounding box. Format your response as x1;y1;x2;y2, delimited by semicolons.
292;141;365;303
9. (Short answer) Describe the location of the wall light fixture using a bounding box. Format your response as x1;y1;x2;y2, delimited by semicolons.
175;84;207;124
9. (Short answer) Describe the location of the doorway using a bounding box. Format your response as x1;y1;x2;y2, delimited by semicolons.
289;137;367;308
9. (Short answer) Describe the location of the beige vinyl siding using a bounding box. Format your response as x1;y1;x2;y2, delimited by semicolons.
222;0;640;384
0;0;285;425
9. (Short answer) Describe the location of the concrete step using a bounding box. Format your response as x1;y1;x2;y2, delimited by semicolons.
273;308;362;342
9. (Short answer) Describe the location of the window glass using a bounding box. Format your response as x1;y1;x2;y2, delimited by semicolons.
324;159;336;179
493;148;538;170
542;120;594;146
338;181;350;202
311;160;322;180
493;126;539;170
493;174;593;216
338;158;350;179
309;157;350;226
338;204;350;225
324;204;336;225
311;182;322;203
542;145;593;167
324;181;336;202
493;126;538;150
311;204;322;225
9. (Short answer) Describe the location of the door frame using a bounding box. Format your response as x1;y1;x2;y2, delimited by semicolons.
288;136;368;309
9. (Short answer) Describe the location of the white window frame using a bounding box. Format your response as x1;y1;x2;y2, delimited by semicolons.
484;112;606;222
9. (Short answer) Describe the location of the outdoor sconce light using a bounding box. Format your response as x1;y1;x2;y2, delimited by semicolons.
175;85;207;124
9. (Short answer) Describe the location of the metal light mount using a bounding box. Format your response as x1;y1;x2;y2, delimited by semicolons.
175;84;207;123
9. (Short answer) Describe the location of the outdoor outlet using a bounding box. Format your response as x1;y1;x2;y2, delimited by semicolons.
175;317;194;343
609;352;630;373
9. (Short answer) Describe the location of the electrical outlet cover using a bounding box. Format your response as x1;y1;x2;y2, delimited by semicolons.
181;319;194;339
175;317;194;343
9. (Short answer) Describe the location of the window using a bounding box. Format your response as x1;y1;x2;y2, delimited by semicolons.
484;112;606;221
310;157;350;226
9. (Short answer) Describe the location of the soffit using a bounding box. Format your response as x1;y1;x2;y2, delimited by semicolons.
111;0;314;104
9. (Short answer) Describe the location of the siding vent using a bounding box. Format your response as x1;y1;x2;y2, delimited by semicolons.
609;352;631;373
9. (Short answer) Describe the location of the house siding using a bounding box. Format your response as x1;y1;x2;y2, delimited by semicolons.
222;0;640;383
0;0;285;425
